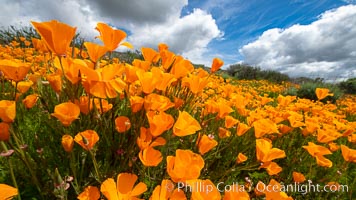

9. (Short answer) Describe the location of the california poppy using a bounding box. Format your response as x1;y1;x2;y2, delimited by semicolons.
0;184;18;200
115;116;131;133
265;179;293;200
22;94;39;109
0;100;16;123
236;123;251;136
302;142;333;168
100;173;147;200
141;47;160;64
129;96;144;113
170;57;194;79
46;73;62;93
253;119;279;138
74;130;99;151
150;179;186;200
84;42;108;63
136;127;166;150
138;146;163;167
197;134;218;155
16;80;33;94
136;69;161;94
144;93;175;112
31;20;76;56
146;111;174;137
61;135;74;153
95;22;132;51
182;74;208;94
0;59;31;82
211;57;224;73
260;161;283;175
166;149;204;182
340;145;356;163
315;88;333;100
75;96;92;115
187;179;221;200
225;115;239;128
77;186;100;200
0;122;10;141
236;153;248;164
218;127;231;138
223;185;250;200
256;138;286;163
173;111;201;136
51;102;80;127
292;172;306;183
93;98;113;114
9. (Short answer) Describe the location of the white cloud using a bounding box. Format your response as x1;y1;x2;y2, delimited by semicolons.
239;5;356;80
0;0;222;65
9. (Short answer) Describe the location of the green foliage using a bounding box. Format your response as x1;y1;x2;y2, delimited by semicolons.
338;78;356;94
226;64;290;83
286;81;344;103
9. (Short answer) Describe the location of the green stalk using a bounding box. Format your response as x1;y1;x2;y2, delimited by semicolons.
1;142;21;200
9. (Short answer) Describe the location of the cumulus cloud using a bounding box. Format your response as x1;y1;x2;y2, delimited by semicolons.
239;5;356;80
0;0;222;65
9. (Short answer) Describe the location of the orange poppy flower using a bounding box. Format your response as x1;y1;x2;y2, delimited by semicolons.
223;185;250;200
61;135;74;153
253;119;279;138
182;74;208;94
256;138;286;163
0;184;18;200
265;179;293;200
210;57;224;73
236;123;251;136
150;179;186;200
31;20;76;56
236;153;248;164
146;111;174;137
292;172;306;183
144;93;175;112
317;128;341;143
46;73;62;93
16;80;33;94
340;145;356;163
132;59;151;71
95;22;133;51
173;111;201;137
136;69;161;94
302;142;333;168
315;88;333;100
22;94;39;109
170;57;194;79
31;37;49;52
138;146;163;167
136;127;166;150
0;100;16;123
225;115;239;128
74;130;100;151
287;114;304;128
51;102;80;127
218;127;231;138
260;161;283;175
84;42;108;63
155;71;177;92
0;59;31;82
141;47;160;64
115;116;131;133
167;149;204;182
187;179;221;200
124;64;139;83
129;96;144;113
160;49;176;71
197;134;218;155
74;96;92;115
93;99;113;114
100;173;147;200
77;186;100;200
0;122;10;141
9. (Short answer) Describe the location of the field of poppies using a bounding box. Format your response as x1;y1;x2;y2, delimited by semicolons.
0;20;355;200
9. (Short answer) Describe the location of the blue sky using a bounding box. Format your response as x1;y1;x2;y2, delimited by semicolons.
182;0;351;64
1;0;355;80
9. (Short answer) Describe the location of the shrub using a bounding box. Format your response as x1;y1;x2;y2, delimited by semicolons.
338;78;356;94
